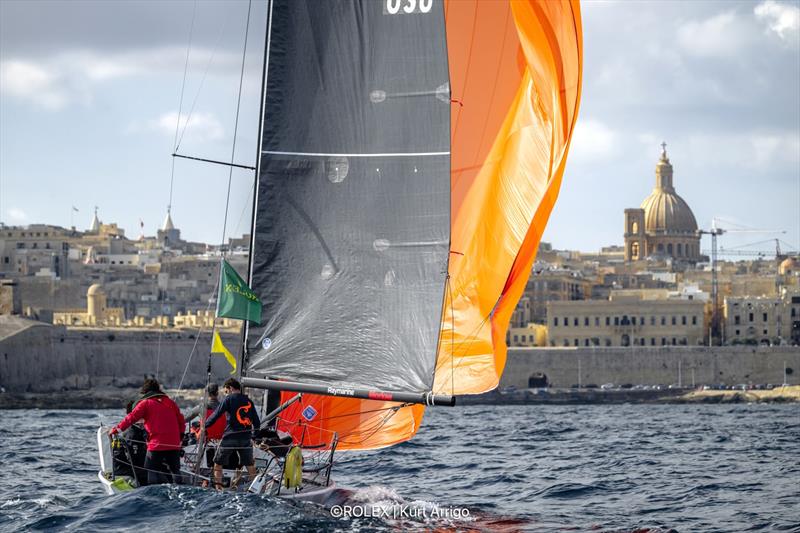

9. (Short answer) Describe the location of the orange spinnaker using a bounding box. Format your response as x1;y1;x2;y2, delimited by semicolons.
278;0;583;450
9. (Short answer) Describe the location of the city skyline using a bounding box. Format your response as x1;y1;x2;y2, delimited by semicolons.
1;0;798;255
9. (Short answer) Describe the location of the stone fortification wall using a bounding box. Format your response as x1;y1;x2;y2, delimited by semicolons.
0;318;236;392
503;346;800;388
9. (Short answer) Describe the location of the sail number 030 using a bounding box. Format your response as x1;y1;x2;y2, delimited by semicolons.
386;0;433;15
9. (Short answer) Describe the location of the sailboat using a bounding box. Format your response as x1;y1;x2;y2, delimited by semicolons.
97;0;583;500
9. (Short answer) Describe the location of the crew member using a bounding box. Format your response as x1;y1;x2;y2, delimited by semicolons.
112;400;148;486
204;378;260;489
110;378;185;485
185;383;226;442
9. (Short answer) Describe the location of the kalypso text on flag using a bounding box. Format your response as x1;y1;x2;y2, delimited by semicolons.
216;259;262;324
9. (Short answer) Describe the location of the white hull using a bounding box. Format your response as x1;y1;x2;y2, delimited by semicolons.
96;426;337;503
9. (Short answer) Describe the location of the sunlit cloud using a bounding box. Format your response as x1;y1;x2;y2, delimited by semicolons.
7;208;28;222
569;119;620;162
0;47;238;110
676;10;756;58
754;0;800;42
0;60;69;110
127;111;225;143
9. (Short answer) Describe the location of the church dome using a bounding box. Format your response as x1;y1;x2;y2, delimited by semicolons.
640;190;698;234
640;144;697;235
780;256;798;275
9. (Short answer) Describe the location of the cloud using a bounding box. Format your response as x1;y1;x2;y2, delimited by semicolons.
682;130;800;170
0;60;69;110
7;208;28;222
569;119;619;161
676;10;756;58
127;111;225;143
754;0;800;42
0;47;238;110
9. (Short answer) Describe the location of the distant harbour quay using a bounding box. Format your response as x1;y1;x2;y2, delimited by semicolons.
460;385;800;405
1;316;798;407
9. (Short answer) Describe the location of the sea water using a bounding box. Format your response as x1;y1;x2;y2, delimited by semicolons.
1;404;798;532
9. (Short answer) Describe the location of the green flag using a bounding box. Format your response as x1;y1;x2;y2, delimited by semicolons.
216;260;262;323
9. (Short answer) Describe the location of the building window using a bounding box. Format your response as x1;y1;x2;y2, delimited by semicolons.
734;315;740;325
606;317;610;326
661;316;666;326
677;243;683;256
692;316;697;325
651;316;655;326
672;338;676;345
574;339;579;346
763;313;768;322
671;316;676;325
584;339;590;346
595;317;599;326
763;329;768;335
651;338;656;345
3;257;8;264
574;317;578;327
661;338;666;345
16;243;24;249
614;317;620;326
735;329;740;336
554;317;558;327
584;317;589;326
682;316;687;325
564;317;569;327
749;313;754;322
632;316;637;325
667;243;673;254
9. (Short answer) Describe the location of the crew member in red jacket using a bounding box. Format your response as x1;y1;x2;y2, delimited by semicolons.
110;378;185;485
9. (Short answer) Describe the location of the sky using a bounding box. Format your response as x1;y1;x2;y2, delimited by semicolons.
0;0;798;257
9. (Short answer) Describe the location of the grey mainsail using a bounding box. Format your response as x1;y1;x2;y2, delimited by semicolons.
246;0;450;395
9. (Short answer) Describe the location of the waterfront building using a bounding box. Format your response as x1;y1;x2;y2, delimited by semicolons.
0;224;72;278
623;144;701;263
547;291;706;347
506;322;548;347
524;267;591;323
53;284;125;326
724;287;800;345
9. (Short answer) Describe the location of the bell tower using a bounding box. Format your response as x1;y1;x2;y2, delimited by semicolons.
624;208;645;261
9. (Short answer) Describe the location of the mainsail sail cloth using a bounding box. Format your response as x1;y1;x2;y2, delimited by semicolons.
247;0;451;394
247;0;583;450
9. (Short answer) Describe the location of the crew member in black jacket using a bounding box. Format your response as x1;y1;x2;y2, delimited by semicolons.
204;378;261;489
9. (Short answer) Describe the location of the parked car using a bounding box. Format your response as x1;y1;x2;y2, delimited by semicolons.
600;383;615;390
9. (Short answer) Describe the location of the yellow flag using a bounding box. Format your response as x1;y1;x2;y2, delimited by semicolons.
211;331;236;374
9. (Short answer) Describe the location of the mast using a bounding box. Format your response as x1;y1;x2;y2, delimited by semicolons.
241;0;275;378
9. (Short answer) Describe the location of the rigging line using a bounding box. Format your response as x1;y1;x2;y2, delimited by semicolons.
311;404;411;422
176;274;219;390
169;0;198;211
174;8;231;152
221;0;253;251
433;308;494;395
231;181;255;240
338;408;403;445
449;276;455;397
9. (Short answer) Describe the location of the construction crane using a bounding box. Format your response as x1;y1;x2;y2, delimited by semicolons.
712;238;794;259
696;220;787;346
